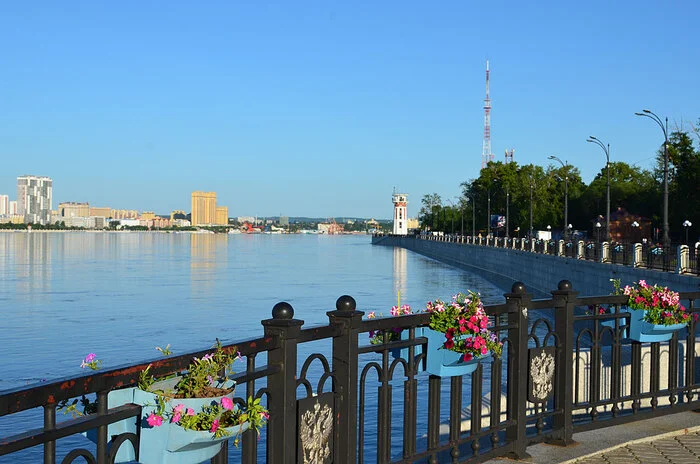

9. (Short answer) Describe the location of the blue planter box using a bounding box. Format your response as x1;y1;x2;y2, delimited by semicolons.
423;328;490;377
84;378;247;464
601;309;686;343
390;327;426;372
627;309;686;343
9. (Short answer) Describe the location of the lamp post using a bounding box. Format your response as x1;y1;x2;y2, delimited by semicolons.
595;221;602;243
632;221;639;242
635;109;669;247
515;226;520;239
446;199;455;234
529;176;534;239
471;195;476;237
586;136;611;242
505;189;510;238
568;224;573;240
548;156;568;239
487;189;491;238
683;220;692;245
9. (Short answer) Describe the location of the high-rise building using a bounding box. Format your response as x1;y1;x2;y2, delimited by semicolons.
17;175;53;224
216;206;229;225
191;191;217;226
0;195;8;215
59;202;90;218
90;207;111;217
9;201;18;215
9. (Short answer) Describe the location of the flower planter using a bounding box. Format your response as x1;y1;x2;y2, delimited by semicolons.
424;328;490;377
85;377;246;464
627;309;686;343
390;327;425;372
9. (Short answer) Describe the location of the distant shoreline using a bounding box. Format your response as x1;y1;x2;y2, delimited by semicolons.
0;229;371;235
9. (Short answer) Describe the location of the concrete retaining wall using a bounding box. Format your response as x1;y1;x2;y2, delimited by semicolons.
372;236;700;297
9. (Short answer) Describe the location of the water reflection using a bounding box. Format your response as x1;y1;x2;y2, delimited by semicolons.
190;233;227;294
392;246;407;306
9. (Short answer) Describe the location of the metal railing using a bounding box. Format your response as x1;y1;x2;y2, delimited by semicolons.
401;233;700;275
1;282;699;463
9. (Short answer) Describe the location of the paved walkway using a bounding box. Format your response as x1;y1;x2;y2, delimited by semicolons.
565;428;700;463
485;411;700;464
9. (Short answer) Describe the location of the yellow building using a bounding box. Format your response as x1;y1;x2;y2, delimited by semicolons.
216;206;229;225
59;202;90;218
141;211;156;221
111;209;139;219
191;191;217;226
90;207;111;217
170;210;186;221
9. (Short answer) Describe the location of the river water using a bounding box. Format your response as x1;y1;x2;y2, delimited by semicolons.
0;232;508;462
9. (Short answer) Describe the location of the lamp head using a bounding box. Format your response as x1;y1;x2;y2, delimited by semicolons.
643;109;651;113
634;112;644;116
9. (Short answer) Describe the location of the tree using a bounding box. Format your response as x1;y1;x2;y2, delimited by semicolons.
419;193;442;230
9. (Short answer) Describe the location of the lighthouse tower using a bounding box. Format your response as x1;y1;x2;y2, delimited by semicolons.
392;192;408;235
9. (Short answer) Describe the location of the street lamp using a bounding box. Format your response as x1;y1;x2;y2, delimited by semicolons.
595;221;602;243
631;221;640;242
529;174;534;239
446;199;455;235
683;220;692;245
586;136;611;242
548;155;568;239
505;189;510;238
515;226;520;239
568;224;573;239
635;109;669;247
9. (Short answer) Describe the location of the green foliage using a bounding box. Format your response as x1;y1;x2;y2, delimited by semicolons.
170;340;238;398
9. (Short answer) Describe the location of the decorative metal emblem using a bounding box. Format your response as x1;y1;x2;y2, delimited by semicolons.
298;393;334;464
528;347;555;403
521;307;528;318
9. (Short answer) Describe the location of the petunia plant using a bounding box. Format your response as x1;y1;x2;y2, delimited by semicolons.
425;292;502;362
613;279;695;326
366;304;412;344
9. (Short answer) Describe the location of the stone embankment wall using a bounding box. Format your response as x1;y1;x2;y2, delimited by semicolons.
372;235;700;297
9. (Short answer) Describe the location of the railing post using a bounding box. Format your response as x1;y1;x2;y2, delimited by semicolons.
261;302;304;464
678;245;689;274
558;239;564;256
633;243;643;267
504;282;532;460
327;295;363;464
530;239;536;253
577;240;584;259
547;280;578;446
601;242;610;263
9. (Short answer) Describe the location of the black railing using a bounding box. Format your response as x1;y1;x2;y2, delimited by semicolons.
395;234;700;275
1;282;699;463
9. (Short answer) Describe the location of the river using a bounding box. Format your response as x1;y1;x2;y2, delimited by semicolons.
0;231;508;462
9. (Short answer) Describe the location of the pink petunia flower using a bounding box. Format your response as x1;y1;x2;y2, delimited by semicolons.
221;397;234;411
186;408;195;416
173;404;185;414
171;412;181;424
210;419;219;433
147;413;163;427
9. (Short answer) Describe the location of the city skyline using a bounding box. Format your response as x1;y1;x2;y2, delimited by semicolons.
1;2;699;218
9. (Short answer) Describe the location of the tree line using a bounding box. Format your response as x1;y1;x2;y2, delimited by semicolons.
419;124;700;243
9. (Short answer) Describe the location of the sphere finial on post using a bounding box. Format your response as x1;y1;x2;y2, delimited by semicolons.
511;282;526;294
558;280;572;291
272;302;294;320
336;295;356;312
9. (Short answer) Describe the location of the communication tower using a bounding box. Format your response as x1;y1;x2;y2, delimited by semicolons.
482;60;494;169
392;191;408;235
505;148;514;163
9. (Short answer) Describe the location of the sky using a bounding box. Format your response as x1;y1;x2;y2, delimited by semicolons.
1;1;699;219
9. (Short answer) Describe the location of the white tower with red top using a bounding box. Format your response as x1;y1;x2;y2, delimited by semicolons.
392;191;408;235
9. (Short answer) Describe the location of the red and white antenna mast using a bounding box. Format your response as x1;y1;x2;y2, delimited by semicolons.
482;60;493;169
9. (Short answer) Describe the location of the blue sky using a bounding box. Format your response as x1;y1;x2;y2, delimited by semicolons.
1;1;698;219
